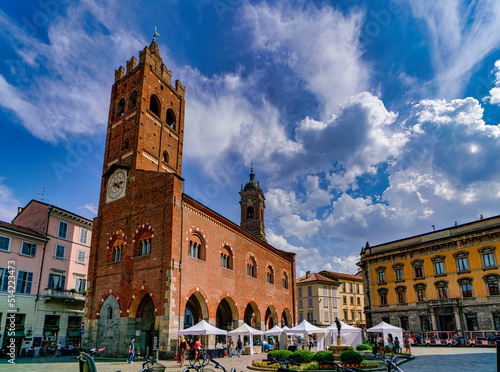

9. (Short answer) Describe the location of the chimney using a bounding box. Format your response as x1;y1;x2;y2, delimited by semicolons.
306;271;310;278
17;207;23;214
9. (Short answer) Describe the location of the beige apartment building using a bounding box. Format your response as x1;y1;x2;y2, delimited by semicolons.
296;270;365;327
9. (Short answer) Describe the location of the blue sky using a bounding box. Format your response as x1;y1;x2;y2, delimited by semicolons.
2;0;500;276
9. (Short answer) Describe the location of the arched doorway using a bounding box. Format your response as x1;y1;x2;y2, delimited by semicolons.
265;306;278;330
184;292;209;329
281;308;292;327
244;302;261;330
216;297;238;331
129;292;156;357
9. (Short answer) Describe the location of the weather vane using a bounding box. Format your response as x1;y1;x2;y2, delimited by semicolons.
153;26;160;42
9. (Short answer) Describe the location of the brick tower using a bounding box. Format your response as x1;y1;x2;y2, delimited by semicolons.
239;166;267;242
85;36;187;358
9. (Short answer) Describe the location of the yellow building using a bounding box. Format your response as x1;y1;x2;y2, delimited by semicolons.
296;271;365;327
358;216;500;339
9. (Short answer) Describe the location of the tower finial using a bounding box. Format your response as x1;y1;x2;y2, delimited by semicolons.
251;162;254;174
153;26;160;42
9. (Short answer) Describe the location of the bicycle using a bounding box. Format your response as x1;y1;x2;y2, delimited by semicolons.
187;347;209;367
375;354;414;372
137;354;165;372
78;348;105;372
320;359;365;372
183;356;236;372
263;353;301;372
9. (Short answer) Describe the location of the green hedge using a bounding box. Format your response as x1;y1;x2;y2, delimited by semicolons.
291;349;314;364
339;350;363;365
356;343;372;351
312;350;335;362
267;350;293;360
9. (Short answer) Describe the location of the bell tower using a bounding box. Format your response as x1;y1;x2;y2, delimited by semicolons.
102;35;186;180
239;166;266;242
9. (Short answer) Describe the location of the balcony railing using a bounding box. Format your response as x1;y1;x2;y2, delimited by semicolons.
428;298;461;307
44;288;86;302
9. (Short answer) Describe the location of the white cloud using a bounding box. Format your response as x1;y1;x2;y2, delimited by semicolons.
240;2;368;118
79;203;98;216
0;179;22;222
407;1;500;97
267;230;360;275
486;60;500;105
0;3;144;142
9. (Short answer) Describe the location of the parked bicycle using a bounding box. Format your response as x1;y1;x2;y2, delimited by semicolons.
375;354;414;372
183;356;235;372
263;353;301;372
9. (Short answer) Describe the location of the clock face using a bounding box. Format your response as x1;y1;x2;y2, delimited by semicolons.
107;171;126;199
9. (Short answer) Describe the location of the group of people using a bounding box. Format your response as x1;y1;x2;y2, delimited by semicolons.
370;333;412;356
177;335;244;366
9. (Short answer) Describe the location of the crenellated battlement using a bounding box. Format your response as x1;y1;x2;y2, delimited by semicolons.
113;40;185;98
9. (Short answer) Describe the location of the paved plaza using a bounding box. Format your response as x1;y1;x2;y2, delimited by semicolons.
0;347;496;372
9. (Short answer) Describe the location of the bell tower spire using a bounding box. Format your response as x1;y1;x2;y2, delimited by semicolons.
239;166;266;242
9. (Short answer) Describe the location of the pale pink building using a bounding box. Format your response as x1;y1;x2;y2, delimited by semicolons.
0;200;92;356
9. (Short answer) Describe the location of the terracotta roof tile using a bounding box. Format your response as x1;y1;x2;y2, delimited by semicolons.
0;220;47;239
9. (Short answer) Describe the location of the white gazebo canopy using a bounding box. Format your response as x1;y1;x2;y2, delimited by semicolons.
284;320;328;350
228;323;263;355
326;320;362;347
263;325;283;336
178;320;227;335
367;321;403;346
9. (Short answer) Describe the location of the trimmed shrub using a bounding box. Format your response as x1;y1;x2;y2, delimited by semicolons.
356;344;372;351
291;349;314;364
312;350;335;362
339;350;363;365
347;346;354;351
300;361;319;370
267;350;293;360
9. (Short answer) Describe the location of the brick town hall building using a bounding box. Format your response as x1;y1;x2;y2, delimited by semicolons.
84;39;296;358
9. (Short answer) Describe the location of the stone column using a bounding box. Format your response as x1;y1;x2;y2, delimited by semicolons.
430;310;437;331
453;310;462;336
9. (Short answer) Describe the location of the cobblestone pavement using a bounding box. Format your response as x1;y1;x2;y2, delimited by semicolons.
0;347;496;372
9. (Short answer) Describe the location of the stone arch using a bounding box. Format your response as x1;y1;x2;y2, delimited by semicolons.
96;289;122;316
116;97;126;118
166;108;176;130
215;295;238;331
220;245;233;270
183;289;210;329
149;94;161;117
280;307;292;327
96;294;122;354
128;286;158;317
128;90;137;109
264;304;278;330
243;300;261;330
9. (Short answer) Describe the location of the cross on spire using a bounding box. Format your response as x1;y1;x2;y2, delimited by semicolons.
153;26;160;42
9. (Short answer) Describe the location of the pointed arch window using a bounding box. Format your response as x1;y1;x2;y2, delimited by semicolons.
133;225;154;257
128;90;137;109
220;246;233;270
282;271;289;289
112;244;123;262
116;98;125;118
247;256;257;278
107;306;113;319
188;234;205;261
149;94;161;117
266;265;274;284
166;108;176;130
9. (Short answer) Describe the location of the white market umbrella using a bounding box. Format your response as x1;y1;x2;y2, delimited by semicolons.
263;325;283;336
326;320;362;347
228;323;263;355
367;321;403;347
284;320;328;350
178;320;227;335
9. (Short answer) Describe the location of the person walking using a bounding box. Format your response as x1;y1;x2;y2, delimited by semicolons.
178;335;188;367
193;336;202;362
53;343;62;358
228;339;234;357
403;336;411;355
377;334;384;356
394;336;400;354
236;336;243;357
387;333;394;357
128;337;135;364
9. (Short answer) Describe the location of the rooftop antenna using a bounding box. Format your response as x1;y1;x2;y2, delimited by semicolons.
36;187;50;202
